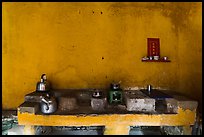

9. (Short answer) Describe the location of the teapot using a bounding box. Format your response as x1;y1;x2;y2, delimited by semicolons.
36;74;50;92
40;94;57;114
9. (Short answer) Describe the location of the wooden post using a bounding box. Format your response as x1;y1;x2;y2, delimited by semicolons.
183;126;192;135
23;125;35;135
104;124;130;135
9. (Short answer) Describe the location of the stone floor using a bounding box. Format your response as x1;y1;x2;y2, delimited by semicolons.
35;126;163;135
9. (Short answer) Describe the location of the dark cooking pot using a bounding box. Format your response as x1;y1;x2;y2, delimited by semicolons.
110;83;120;90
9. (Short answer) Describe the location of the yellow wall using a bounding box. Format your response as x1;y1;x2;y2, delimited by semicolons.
2;2;202;110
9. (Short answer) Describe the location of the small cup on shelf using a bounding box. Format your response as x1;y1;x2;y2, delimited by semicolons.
149;56;153;60
153;56;159;60
163;56;168;61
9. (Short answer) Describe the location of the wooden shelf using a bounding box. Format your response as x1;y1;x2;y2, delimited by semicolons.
142;59;171;62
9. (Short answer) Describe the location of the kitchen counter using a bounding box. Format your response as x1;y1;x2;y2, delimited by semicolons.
17;89;198;135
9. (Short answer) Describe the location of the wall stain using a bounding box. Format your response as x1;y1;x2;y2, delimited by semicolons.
2;2;202;110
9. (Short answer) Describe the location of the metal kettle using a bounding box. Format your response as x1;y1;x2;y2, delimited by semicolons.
36;74;50;92
40;94;57;114
110;82;121;90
